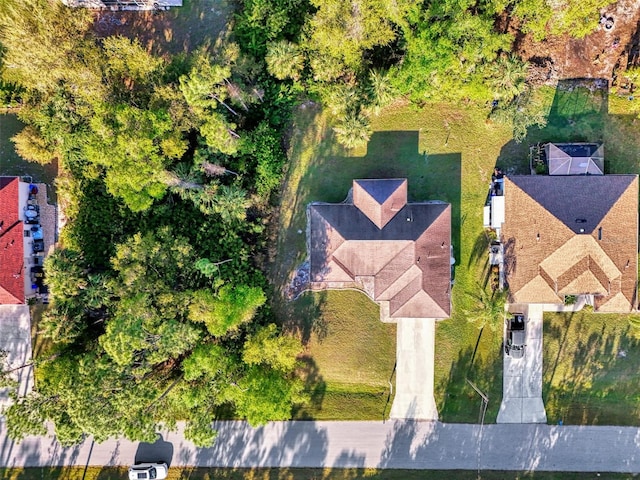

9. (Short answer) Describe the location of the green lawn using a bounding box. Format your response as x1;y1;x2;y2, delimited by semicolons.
274;100;514;422
2;468;637;480
274;85;640;424
544;311;640;425
292;291;396;420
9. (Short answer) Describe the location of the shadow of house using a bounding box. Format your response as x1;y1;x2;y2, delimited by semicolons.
279;129;461;421
294;131;462;262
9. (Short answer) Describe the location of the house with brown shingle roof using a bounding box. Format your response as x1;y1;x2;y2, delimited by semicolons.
308;179;452;320
501;175;638;312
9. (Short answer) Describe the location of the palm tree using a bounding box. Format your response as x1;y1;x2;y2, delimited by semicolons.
333;112;371;149
465;285;507;332
366;69;396;116
488;55;528;101
266;40;305;81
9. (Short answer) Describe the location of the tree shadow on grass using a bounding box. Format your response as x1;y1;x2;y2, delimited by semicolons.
437;327;503;424
284;129;462;280
292;355;327;420
278;291;327;346
543;312;640;425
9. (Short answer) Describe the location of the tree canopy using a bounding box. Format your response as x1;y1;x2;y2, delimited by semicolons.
0;0;616;446
0;0;302;447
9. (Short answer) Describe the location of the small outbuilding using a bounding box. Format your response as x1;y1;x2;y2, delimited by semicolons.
545;143;604;176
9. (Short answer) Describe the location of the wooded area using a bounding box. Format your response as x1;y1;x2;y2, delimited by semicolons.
0;0;626;445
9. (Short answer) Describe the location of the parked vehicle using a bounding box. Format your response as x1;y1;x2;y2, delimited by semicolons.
32;239;45;253
128;462;168;480
505;314;526;359
24;205;39;224
30;225;43;240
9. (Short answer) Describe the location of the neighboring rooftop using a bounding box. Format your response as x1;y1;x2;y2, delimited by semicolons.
309;179;452;320
545;143;604;175
0;178;25;304
501;175;638;312
60;0;182;9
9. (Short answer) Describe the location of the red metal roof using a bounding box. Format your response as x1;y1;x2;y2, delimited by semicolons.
0;177;24;304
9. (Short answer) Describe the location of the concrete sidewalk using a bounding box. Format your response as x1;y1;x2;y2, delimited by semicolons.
3;420;640;472
0;305;33;409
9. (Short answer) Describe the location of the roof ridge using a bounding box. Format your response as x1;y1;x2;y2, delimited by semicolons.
377;264;422;300
329;254;354;279
374;242;415;296
389;275;423;315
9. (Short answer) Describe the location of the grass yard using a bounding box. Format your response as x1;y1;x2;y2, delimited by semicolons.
275;100;515;422
2;468;638;480
292;291;396;420
543;311;640;425
274;83;640;424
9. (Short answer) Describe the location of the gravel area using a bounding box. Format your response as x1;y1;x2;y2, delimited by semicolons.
33;183;56;257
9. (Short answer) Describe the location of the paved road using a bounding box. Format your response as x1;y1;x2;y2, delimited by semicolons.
3;419;640;472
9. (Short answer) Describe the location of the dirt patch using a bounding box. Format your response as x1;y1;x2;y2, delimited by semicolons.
91;0;231;56
515;0;640;84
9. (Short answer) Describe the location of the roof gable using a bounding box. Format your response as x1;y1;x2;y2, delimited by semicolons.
353;179;407;229
309;179;451;319
509;175;635;234
503;175;638;312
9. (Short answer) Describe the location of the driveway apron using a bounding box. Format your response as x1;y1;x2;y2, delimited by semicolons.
390;318;438;420
497;304;547;423
0;305;33;408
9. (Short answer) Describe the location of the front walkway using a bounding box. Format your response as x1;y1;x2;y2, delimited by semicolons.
497;304;547;423
0;305;33;408
389;318;438;420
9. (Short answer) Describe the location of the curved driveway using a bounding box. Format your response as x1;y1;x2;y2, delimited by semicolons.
3;420;640;473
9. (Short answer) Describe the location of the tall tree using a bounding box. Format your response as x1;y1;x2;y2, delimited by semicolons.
333;112;371;149
266;40;305;80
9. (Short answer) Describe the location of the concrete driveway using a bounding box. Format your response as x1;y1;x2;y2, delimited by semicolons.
497;304;547;423
389;318;438;420
0;305;33;408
